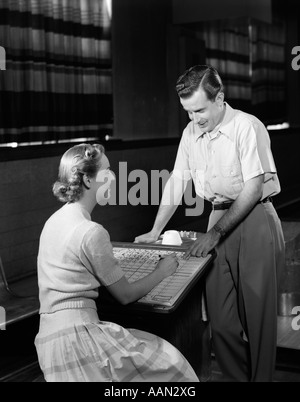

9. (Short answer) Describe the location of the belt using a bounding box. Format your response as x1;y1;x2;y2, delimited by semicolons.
212;202;233;210
212;196;273;211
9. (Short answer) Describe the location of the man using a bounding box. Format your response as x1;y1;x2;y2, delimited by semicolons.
135;65;285;382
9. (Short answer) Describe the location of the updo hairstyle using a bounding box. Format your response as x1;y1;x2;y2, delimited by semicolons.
53;143;105;203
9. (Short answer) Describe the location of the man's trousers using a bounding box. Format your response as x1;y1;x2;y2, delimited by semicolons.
205;202;285;382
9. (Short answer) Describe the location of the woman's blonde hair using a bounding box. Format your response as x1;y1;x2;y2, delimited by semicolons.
53;143;105;203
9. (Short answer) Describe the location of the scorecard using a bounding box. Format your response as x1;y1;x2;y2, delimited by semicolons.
112;242;214;312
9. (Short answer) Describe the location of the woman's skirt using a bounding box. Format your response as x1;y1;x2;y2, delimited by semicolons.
34;308;199;382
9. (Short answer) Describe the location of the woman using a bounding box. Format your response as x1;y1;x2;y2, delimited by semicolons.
35;143;198;382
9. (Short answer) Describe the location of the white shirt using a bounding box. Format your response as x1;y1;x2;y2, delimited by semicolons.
173;102;280;203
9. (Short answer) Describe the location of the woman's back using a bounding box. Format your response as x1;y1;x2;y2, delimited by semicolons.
38;202;123;314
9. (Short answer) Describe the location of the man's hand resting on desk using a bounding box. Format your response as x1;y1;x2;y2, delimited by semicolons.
134;230;159;243
183;229;221;259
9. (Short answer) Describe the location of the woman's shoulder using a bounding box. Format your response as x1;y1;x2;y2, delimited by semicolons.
81;221;110;243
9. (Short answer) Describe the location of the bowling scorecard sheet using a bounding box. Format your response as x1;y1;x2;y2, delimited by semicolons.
112;242;214;312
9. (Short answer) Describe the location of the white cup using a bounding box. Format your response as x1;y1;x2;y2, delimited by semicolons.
162;230;182;246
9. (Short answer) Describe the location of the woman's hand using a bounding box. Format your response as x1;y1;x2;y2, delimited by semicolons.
156;253;179;279
107;253;179;305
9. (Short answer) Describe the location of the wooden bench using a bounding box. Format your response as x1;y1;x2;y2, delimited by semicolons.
0;256;39;329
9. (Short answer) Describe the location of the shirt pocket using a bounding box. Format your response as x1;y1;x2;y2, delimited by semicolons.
189;159;206;195
220;164;244;195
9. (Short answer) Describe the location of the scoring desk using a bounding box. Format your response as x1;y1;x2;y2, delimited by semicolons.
97;240;215;381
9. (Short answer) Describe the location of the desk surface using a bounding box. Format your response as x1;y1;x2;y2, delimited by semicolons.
100;241;215;314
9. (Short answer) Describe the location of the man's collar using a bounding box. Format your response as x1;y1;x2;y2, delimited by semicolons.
195;102;236;141
218;102;236;139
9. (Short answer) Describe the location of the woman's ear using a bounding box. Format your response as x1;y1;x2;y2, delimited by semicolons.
82;174;91;190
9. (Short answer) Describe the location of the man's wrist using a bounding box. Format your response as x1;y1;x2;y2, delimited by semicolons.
213;223;226;238
151;227;161;239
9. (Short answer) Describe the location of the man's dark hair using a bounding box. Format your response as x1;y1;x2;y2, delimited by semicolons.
176;65;224;101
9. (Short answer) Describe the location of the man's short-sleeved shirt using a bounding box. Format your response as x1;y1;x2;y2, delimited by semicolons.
173;102;280;203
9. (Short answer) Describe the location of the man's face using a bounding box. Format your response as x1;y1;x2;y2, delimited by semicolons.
180;88;224;133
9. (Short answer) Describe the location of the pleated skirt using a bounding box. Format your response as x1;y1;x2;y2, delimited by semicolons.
34;308;199;382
